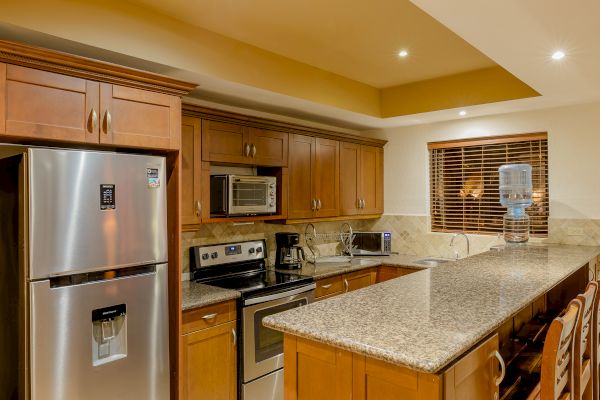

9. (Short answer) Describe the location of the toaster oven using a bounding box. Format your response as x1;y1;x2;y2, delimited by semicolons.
210;175;277;217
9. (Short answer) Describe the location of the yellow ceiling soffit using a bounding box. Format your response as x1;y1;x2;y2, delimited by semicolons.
380;66;540;117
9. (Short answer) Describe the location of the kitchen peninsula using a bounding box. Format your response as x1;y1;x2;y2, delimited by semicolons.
263;244;600;400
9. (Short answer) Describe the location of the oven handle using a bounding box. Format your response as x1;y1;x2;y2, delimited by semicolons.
244;283;316;306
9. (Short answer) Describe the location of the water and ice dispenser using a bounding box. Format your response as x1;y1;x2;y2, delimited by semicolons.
498;164;533;243
92;304;128;366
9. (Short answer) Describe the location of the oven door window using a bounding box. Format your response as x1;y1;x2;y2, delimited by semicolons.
355;234;381;252
231;182;267;207
254;298;307;362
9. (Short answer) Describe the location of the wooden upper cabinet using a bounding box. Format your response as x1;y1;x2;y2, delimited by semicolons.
339;142;361;215
181;116;202;225
288;134;315;219
99;83;180;150
0;64;99;143
314;138;339;218
340;143;384;216
201;119;249;164
181;321;237;400
360;145;384;214
248;127;288;166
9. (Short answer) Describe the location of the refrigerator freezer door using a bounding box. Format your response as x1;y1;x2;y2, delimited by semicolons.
28;148;167;279
30;264;169;400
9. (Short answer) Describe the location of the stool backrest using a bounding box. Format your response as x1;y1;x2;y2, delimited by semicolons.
541;299;581;400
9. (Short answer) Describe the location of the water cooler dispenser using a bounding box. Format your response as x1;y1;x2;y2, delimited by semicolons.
499;164;533;243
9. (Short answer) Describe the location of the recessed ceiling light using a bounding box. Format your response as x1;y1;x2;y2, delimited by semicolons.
459;110;467;116
398;50;408;58
551;50;565;60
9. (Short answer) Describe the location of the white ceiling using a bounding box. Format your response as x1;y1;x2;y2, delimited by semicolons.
125;0;495;88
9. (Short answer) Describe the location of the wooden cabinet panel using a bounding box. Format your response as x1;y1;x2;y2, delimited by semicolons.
182;300;236;335
314;138;339;218
181;116;202;225
340;142;360;215
2;64;99;143
344;268;377;292
249;128;288;166
315;275;344;298
288;134;316;219
360;145;384;214
377;266;417;283
99;83;179;150
201;119;249;164
443;334;499;400
181;321;237;400
285;336;353;400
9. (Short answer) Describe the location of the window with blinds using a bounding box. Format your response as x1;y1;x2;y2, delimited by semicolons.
428;133;548;236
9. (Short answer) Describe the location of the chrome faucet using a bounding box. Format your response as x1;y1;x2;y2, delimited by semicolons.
449;233;470;260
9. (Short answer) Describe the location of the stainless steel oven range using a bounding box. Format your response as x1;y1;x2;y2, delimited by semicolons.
191;240;315;400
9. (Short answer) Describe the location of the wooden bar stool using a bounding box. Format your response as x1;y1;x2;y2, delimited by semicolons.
573;282;596;400
589;281;600;400
527;298;581;400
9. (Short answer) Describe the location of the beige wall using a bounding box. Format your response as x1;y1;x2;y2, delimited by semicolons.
373;100;600;219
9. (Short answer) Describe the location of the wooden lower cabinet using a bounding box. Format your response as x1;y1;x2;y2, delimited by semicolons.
181;301;237;400
376;266;418;283
314;268;377;300
344;268;377;292
284;334;500;400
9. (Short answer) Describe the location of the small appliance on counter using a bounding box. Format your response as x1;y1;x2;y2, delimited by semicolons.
190;240;315;400
274;232;305;269
210;174;277;217
350;231;392;256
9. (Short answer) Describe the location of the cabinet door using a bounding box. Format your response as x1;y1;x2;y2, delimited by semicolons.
360;146;384;215
443;334;500;400
249;128;288;166
314;138;339;218
182;321;237;400
344;269;377;292
181;116;202;225
99;83;180;150
201;119;250;164
339;142;360;216
2;64;99;143
288;134;316;219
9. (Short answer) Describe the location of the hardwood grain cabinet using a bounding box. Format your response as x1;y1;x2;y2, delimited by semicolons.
99;83;181;150
343;268;377;292
181;116;202;225
248;127;288;166
284;333;501;400
340;142;384;216
288;134;339;219
314;268;378;300
0;64;100;143
181;301;237;400
376;266;418;283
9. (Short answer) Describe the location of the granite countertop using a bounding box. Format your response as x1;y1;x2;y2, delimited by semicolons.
263;244;600;374
290;254;432;280
182;281;240;311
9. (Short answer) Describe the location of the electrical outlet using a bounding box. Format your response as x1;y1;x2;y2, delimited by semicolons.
567;226;585;236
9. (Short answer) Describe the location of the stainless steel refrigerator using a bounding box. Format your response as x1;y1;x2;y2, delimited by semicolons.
0;146;170;400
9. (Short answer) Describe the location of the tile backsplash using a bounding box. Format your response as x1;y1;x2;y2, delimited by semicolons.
181;215;600;277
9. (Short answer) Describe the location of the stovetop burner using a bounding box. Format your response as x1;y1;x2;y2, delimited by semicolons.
190;239;313;299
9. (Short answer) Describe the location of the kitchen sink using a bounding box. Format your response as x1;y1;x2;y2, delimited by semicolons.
413;257;454;267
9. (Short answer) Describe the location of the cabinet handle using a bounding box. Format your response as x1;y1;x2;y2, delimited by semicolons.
103;110;112;134
195;200;201;217
311;199;316;211
317;199;322;211
245;143;251;157
89;108;98;133
232;328;237;346
343;279;349;292
321;284;332;289
251;144;257;158
493;350;506;386
361;199;366;209
201;313;218;321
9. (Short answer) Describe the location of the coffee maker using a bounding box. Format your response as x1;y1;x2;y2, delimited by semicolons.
274;232;305;269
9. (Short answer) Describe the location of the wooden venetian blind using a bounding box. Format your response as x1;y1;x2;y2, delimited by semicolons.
428;133;548;236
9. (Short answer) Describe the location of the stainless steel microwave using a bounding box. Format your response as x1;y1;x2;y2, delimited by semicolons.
351;231;392;256
210;175;277;217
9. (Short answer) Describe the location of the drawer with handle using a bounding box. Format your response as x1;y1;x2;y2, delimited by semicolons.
315;275;344;298
182;300;236;334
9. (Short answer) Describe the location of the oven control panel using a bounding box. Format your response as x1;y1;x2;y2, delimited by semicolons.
192;240;266;268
